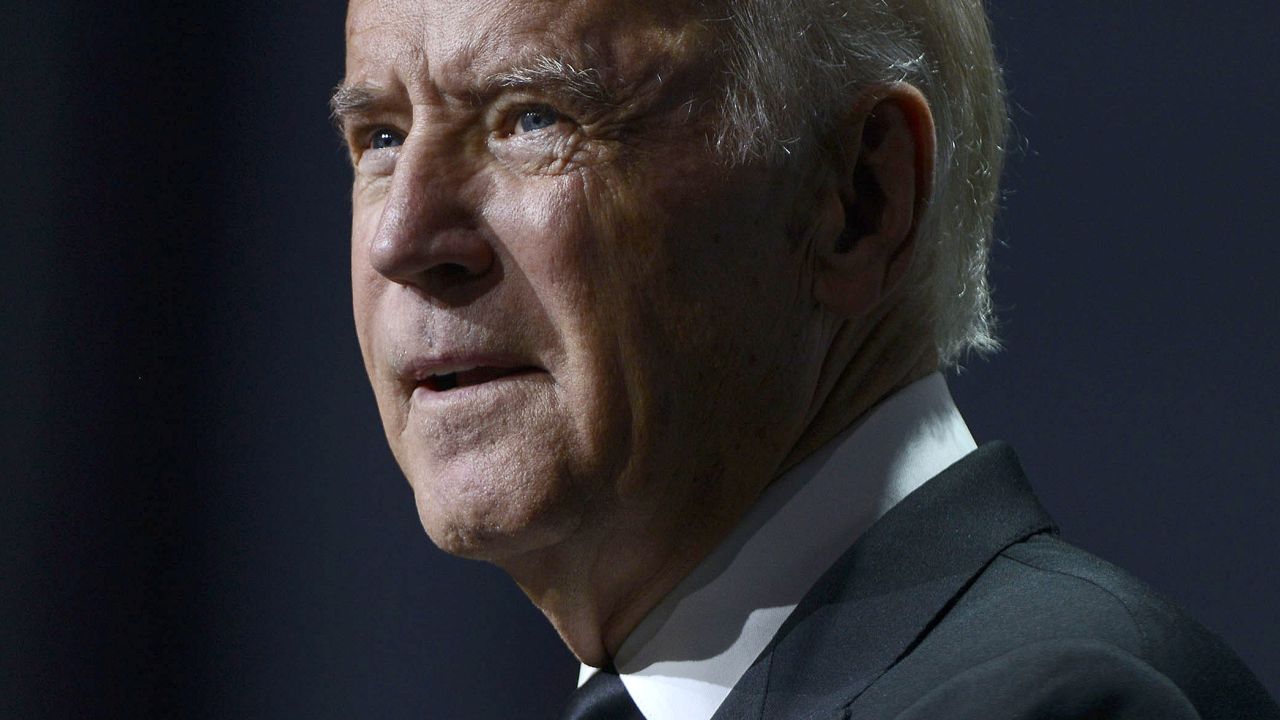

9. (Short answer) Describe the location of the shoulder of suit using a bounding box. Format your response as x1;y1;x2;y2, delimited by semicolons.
848;534;1279;720
940;533;1280;719
889;637;1202;720
987;535;1224;660
989;534;1173;653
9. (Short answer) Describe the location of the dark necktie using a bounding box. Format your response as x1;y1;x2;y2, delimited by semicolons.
557;667;645;720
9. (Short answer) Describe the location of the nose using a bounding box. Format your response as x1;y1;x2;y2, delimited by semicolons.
366;141;496;295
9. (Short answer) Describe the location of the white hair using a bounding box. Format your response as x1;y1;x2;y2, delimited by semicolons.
713;0;1008;366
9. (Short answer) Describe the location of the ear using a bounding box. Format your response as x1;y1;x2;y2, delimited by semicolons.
812;84;936;319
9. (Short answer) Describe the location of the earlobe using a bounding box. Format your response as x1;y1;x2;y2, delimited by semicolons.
812;84;936;320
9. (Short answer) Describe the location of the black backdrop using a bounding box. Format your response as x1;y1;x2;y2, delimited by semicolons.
4;2;1277;717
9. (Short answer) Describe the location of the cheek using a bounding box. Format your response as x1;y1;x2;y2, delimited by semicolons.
351;224;380;372
350;197;382;315
585;161;814;466
480;173;637;467
349;196;406;432
486;171;627;335
499;178;594;289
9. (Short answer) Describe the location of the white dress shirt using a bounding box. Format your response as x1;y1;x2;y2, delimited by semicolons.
576;372;978;720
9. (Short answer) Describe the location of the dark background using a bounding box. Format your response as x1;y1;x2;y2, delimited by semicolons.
4;1;1277;717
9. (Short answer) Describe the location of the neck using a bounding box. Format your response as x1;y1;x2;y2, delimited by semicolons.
499;480;753;666
783;299;938;473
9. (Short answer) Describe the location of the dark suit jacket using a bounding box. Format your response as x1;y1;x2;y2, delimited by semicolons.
710;443;1279;720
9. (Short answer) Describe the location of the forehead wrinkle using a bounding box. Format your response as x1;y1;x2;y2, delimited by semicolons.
345;0;722;113
467;26;704;109
344;2;435;95
350;13;502;106
427;25;505;101
423;0;595;102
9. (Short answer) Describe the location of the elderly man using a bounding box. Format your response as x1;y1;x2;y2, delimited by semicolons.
333;0;1278;717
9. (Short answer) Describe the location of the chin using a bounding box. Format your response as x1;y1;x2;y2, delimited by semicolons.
405;458;585;562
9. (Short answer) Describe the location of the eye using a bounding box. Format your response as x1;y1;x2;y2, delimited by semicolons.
516;106;560;134
368;128;405;150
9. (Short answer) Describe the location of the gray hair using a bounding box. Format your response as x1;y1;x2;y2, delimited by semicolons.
713;0;1008;366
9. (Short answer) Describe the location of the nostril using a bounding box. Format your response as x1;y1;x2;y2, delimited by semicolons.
435;262;471;279
419;251;502;307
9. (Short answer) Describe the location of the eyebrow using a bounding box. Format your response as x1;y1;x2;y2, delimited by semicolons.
329;83;381;130
486;54;617;109
328;53;620;130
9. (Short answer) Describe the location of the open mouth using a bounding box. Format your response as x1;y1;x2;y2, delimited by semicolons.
420;366;541;392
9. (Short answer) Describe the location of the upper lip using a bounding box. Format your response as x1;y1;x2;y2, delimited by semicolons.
398;353;543;385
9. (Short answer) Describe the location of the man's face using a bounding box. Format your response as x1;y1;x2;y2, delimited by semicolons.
344;0;825;560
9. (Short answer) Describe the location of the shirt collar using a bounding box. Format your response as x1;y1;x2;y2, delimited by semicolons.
576;372;977;720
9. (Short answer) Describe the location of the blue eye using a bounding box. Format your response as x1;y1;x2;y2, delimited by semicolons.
518;107;559;133
370;128;404;150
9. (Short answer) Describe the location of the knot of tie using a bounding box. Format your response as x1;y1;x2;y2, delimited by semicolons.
557;666;645;720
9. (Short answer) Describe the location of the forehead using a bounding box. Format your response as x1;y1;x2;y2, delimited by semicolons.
344;0;714;91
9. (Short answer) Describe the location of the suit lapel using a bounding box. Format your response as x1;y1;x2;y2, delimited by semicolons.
710;443;1056;720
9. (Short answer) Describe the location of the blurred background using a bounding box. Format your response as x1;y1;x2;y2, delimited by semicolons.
3;1;1277;717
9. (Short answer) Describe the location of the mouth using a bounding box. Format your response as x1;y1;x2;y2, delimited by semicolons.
417;365;543;393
